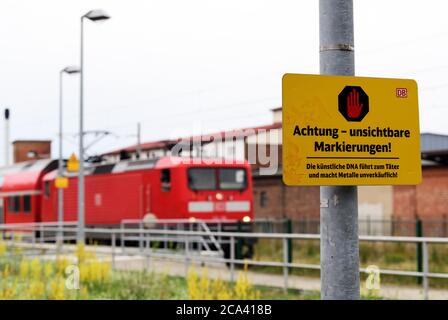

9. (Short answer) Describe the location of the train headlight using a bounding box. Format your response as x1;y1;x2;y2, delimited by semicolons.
242;216;251;223
216;193;223;200
189;217;196;222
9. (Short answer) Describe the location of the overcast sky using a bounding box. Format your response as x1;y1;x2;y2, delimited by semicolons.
1;0;447;163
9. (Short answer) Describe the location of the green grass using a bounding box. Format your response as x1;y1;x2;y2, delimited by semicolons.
85;271;319;300
87;271;189;300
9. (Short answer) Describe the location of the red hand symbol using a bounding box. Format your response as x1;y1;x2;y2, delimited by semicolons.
347;88;363;119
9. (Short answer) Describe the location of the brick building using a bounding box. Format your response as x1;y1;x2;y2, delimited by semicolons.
12;140;52;163
394;134;448;221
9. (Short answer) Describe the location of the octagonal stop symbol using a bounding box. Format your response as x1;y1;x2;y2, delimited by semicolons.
338;86;369;122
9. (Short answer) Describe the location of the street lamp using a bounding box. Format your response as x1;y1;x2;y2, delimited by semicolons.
58;66;80;247
78;9;110;244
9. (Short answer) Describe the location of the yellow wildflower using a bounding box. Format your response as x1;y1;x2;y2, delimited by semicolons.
27;280;45;299
56;256;70;275
30;257;42;280
48;277;66;300
44;262;54;278
0;240;6;256
19;259;30;278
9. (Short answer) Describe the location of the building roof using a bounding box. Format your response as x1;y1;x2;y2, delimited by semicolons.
421;133;448;153
103;122;282;156
102;121;448;165
421;133;448;164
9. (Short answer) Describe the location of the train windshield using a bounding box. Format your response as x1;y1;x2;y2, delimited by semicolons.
218;168;246;190
188;168;247;191
188;168;217;190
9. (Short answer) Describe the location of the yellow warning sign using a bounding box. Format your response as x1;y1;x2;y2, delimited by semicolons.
55;176;69;189
67;153;79;172
282;74;421;186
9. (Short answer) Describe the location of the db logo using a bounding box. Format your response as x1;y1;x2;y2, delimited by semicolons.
396;88;408;98
214;202;226;211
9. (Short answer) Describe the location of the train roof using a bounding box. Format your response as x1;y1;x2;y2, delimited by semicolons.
0;159;57;176
42;156;250;180
0;157;250;188
154;156;249;168
0;159;58;193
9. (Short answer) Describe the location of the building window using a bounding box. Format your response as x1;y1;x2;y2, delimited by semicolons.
161;169;171;192
260;191;268;208
23;195;31;213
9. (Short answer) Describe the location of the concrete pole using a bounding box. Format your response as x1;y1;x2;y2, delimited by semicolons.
78;17;85;244
319;0;360;300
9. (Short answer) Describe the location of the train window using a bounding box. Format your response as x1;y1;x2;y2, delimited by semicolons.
44;181;50;198
8;196;21;213
8;197;14;212
219;168;247;190
161;169;171;192
188;168;216;190
14;196;21;212
23;195;31;213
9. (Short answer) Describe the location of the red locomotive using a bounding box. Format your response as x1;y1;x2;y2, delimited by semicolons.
0;157;254;257
0;156;253;224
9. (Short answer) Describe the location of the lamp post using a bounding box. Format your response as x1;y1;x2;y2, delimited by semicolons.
58;66;80;247
78;9;111;244
4;109;10;166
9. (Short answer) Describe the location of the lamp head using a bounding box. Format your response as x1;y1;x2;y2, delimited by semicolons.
62;66;80;74
83;9;110;22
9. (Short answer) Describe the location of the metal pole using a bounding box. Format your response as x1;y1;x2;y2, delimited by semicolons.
283;237;289;293
4;109;10;166
139;221;143;252
146;232;151;270
422;241;429;300
230;236;235;282
40;225;44;244
78;16;85;244
136;122;141;159
185;233;189;277
319;0;360;300
121;222;125;251
111;232;116;270
416;219;423;284
58;71;64;248
367;215;371;236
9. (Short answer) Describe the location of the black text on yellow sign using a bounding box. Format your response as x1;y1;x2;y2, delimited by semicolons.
282;74;421;186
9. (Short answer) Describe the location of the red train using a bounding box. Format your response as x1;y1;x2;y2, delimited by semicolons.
0;156;253;226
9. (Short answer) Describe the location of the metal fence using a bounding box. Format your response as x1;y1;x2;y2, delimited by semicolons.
1;220;448;300
252;217;448;237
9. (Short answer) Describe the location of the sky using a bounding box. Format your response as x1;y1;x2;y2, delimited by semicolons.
0;0;447;163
